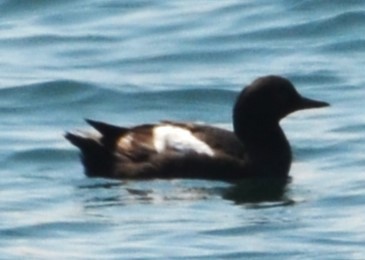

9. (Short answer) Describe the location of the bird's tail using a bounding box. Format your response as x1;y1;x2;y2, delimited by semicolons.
65;131;114;177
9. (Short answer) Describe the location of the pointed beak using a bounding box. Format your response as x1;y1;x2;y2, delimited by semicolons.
296;96;330;110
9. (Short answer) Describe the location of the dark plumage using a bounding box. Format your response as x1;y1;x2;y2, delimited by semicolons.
65;75;329;181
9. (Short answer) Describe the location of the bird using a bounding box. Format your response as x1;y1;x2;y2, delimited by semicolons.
65;75;329;181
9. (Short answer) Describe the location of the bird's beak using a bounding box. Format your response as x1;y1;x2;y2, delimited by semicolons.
296;96;330;110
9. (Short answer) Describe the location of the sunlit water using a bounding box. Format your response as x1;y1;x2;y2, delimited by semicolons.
1;0;365;259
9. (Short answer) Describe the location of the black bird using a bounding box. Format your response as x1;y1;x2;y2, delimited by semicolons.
65;75;329;181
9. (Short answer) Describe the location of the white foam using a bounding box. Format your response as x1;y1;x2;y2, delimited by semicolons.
153;125;214;156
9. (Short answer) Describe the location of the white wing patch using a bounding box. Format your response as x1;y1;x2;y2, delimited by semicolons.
153;125;214;156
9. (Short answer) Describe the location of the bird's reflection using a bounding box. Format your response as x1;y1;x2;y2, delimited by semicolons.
76;177;293;207
223;178;293;205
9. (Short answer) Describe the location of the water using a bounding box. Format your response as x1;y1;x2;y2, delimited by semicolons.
1;0;364;259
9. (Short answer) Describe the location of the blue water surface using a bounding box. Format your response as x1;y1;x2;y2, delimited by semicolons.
1;0;365;259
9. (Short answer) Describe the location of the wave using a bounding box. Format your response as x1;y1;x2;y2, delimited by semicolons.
0;80;237;108
0;80;98;109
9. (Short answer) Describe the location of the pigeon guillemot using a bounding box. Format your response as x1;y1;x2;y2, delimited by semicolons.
65;75;329;181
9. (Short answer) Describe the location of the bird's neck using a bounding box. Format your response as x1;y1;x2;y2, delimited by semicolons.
234;119;292;178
